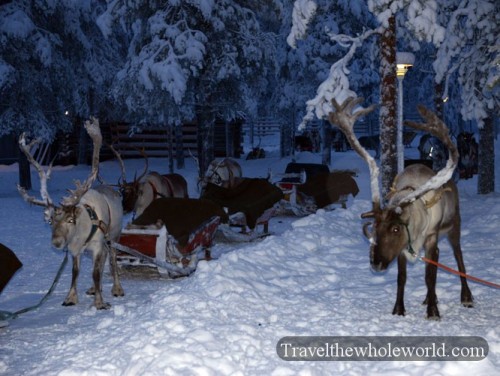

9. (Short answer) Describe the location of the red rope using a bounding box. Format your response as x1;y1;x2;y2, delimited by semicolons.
421;256;500;289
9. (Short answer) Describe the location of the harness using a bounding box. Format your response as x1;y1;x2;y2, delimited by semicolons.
402;222;416;257
83;204;110;245
396;190;450;260
148;176;175;199
148;181;163;199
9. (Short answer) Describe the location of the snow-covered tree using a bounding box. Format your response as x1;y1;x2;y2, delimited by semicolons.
98;0;281;173
0;0;122;141
433;0;499;194
277;0;378;122
289;0;497;194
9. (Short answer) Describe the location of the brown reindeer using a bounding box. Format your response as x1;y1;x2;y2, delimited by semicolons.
328;97;473;320
110;146;188;217
18;118;124;310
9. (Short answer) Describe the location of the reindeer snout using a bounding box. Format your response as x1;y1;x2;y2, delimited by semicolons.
370;247;389;272
52;236;66;250
371;261;386;272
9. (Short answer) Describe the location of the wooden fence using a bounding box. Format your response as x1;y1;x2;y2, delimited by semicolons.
109;123;198;158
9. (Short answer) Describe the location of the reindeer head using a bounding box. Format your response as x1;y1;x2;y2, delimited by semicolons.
328;98;458;271
18;118;103;249
49;205;83;249
109;145;148;214
203;159;229;187
361;202;413;271
199;158;242;193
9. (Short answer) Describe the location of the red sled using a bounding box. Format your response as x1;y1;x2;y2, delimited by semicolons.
113;216;221;278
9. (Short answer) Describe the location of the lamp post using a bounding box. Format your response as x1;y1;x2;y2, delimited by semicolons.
396;52;414;172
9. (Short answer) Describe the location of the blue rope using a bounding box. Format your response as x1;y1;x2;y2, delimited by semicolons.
0;250;68;321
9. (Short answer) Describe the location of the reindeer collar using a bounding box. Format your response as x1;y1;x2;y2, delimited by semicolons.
402;222;418;262
148;181;169;199
83;205;109;245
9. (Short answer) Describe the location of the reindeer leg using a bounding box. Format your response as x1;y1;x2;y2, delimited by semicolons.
108;243;124;297
424;235;440;320
63;253;80;306
92;248;110;310
392;253;407;316
448;225;473;307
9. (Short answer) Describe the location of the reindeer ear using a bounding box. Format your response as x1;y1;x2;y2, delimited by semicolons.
43;206;54;223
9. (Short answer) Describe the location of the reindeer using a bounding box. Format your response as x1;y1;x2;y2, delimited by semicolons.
328;97;473;320
17;118;124;310
199;158;243;194
110;146;188;217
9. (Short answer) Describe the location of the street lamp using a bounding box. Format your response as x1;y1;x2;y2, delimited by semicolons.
396;52;415;172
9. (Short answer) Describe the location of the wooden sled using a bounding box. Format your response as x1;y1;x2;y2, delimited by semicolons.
113;216;221;278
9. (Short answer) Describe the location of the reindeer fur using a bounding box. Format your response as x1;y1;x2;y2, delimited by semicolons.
51;186;124;310
370;164;473;319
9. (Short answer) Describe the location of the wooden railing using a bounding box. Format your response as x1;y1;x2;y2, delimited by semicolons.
109;123;198;158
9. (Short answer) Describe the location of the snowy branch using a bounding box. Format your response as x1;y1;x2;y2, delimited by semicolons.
299;27;382;129
287;0;317;49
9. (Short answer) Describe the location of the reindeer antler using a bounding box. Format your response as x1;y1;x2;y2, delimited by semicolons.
108;143;127;185
328;97;379;210
61;117;102;206
136;147;149;182
17;133;54;207
393;105;459;207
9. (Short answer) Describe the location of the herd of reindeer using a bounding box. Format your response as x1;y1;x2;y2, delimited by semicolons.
16;97;474;320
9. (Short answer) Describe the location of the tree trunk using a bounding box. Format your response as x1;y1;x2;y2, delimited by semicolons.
175;124;184;170
196;111;214;180
322;120;332;165
168;124;174;174
379;15;398;198
434;81;444;119
477;116;495;194
77;120;89;165
18;142;32;190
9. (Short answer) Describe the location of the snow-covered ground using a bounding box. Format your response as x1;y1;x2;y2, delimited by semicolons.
0;135;499;375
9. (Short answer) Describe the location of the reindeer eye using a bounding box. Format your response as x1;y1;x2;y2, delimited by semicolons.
392;225;400;234
68;217;75;224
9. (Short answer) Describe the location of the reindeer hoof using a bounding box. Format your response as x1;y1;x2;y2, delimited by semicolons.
112;286;125;297
427;306;440;320
461;291;473;307
86;287;96;296
62;301;76;307
95;302;111;310
392;306;406;316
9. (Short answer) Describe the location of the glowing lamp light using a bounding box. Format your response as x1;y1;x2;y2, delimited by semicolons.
396;52;415;78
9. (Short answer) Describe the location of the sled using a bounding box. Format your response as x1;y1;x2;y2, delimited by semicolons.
114;215;221;278
274;163;359;216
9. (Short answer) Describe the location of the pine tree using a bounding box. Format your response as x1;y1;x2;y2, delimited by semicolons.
98;0;281;175
0;1;122;140
433;0;499;194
